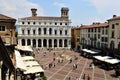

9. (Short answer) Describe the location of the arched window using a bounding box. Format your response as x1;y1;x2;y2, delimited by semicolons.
49;39;52;47
22;39;25;46
38;39;41;47
38;28;41;35
44;28;47;35
32;39;36;47
60;30;62;35
43;39;47;47
65;30;67;35
59;39;62;47
54;39;57;47
64;39;67;47
49;28;52;35
54;30;57;35
27;39;31;46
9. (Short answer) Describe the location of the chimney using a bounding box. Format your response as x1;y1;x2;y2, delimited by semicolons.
31;8;37;17
113;15;117;18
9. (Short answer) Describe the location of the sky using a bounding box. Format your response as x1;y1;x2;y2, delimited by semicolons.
0;0;120;26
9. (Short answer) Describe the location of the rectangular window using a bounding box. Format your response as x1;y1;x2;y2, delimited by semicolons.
60;30;62;35
105;29;108;35
112;24;115;29
111;31;114;38
33;30;36;35
0;26;5;31
98;34;100;39
55;30;57;35
28;30;30;35
98;28;100;32
65;30;67;35
22;29;24;35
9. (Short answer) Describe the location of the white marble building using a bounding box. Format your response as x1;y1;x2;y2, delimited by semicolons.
18;8;71;49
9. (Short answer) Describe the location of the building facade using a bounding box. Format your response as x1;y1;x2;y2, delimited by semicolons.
108;15;120;58
0;14;16;80
18;8;71;49
71;27;80;50
79;22;109;52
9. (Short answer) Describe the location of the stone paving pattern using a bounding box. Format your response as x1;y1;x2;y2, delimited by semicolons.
34;49;120;80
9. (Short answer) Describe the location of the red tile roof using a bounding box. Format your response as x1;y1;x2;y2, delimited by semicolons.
20;16;69;21
0;14;16;20
80;23;108;29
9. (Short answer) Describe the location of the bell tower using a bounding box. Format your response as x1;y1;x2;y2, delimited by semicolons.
61;7;69;18
31;8;37;17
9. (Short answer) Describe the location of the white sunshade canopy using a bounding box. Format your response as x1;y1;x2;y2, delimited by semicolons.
93;56;112;61
82;49;99;54
15;45;33;52
15;50;26;70
23;60;44;74
22;56;44;74
24;66;44;74
104;58;120;64
22;56;35;61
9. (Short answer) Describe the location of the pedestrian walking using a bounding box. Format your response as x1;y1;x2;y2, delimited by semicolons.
69;58;72;63
68;76;71;80
73;64;75;70
75;64;77;69
53;57;55;61
82;73;86;80
87;74;90;80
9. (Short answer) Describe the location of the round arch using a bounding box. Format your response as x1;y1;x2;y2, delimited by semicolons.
32;39;36;47
27;39;31;46
49;39;52;47
43;39;47;47
38;39;41;47
54;39;57;47
49;28;52;35
59;39;62;47
38;28;41;35
22;39;25;46
64;39;67;47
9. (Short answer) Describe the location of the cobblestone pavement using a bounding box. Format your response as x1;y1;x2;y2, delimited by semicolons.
34;49;120;80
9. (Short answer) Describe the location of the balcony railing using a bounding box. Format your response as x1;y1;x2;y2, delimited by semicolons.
18;34;71;37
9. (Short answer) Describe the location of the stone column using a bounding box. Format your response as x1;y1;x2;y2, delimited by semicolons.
41;27;43;35
18;39;21;46
36;28;38;35
52;39;54;48
31;39;33;47
57;39;59;49
52;28;54;35
47;39;49;48
62;39;64;48
47;28;49;35
25;39;27;46
36;39;38;48
41;39;43;48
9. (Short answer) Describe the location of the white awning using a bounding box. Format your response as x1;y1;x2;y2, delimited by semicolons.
22;56;35;61
24;66;44;74
15;50;26;70
15;45;33;52
82;49;99;54
23;61;44;74
104;58;120;64
93;56;113;61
